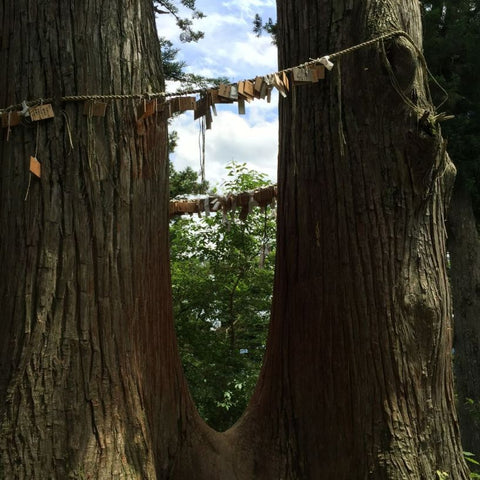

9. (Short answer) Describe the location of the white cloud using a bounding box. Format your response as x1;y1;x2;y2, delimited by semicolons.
156;13;182;43
221;0;276;19
157;1;277;79
162;16;277;80
156;1;279;190
170;106;278;189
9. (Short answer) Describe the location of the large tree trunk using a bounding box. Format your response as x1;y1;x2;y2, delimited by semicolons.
0;1;192;478
225;0;470;478
448;179;480;459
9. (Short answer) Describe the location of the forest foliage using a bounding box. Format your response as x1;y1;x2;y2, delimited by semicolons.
169;163;276;430
422;1;480;210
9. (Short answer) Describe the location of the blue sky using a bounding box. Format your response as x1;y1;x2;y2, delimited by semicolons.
156;0;279;189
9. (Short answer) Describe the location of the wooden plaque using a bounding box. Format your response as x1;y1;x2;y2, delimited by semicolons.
218;84;231;99
169;97;181;115
1;111;21;127
29;104;54;121
243;80;255;99
313;64;326;80
194;96;208;120
254;76;264;93
83;101;108;117
137;99;157;120
229;84;238;100
237;81;246;97
179;96;196;111
238;97;246;115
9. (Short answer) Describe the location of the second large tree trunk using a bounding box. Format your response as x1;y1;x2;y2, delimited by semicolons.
226;0;470;478
448;179;480;460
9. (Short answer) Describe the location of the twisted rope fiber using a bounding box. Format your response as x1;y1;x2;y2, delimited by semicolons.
329;29;405;60
1;90;204;113
0;30;443;113
282;30;405;73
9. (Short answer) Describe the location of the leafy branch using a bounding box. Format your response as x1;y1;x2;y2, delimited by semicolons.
155;0;205;42
253;13;278;44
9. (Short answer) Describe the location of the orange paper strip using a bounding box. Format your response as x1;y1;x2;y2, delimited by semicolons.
29;156;41;178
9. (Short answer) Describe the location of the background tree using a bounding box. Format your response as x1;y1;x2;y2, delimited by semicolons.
170;163;275;431
422;0;480;460
169;164;209;197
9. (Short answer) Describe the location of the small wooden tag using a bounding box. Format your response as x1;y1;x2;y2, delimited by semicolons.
229;84;239;101
282;71;290;92
157;101;172;120
312;64;326;80
254;76;264;94
206;106;213;129
218;84;231;99
237;81;246;97
168;96;196;114
83;101;107;117
29;104;54;121
212;90;234;104
238;97;246;115
238;81;252;103
259;81;268;99
253;77;264;99
194;96;208;120
209;90;220;105
137;99;157;121
243;80;255;99
292;67;313;84
179;96;196;111
1;111;21;127
272;73;287;97
29;156;41;178
169;97;181;115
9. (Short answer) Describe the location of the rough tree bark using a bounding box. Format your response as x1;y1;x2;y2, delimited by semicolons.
448;179;480;459
0;1;192;478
